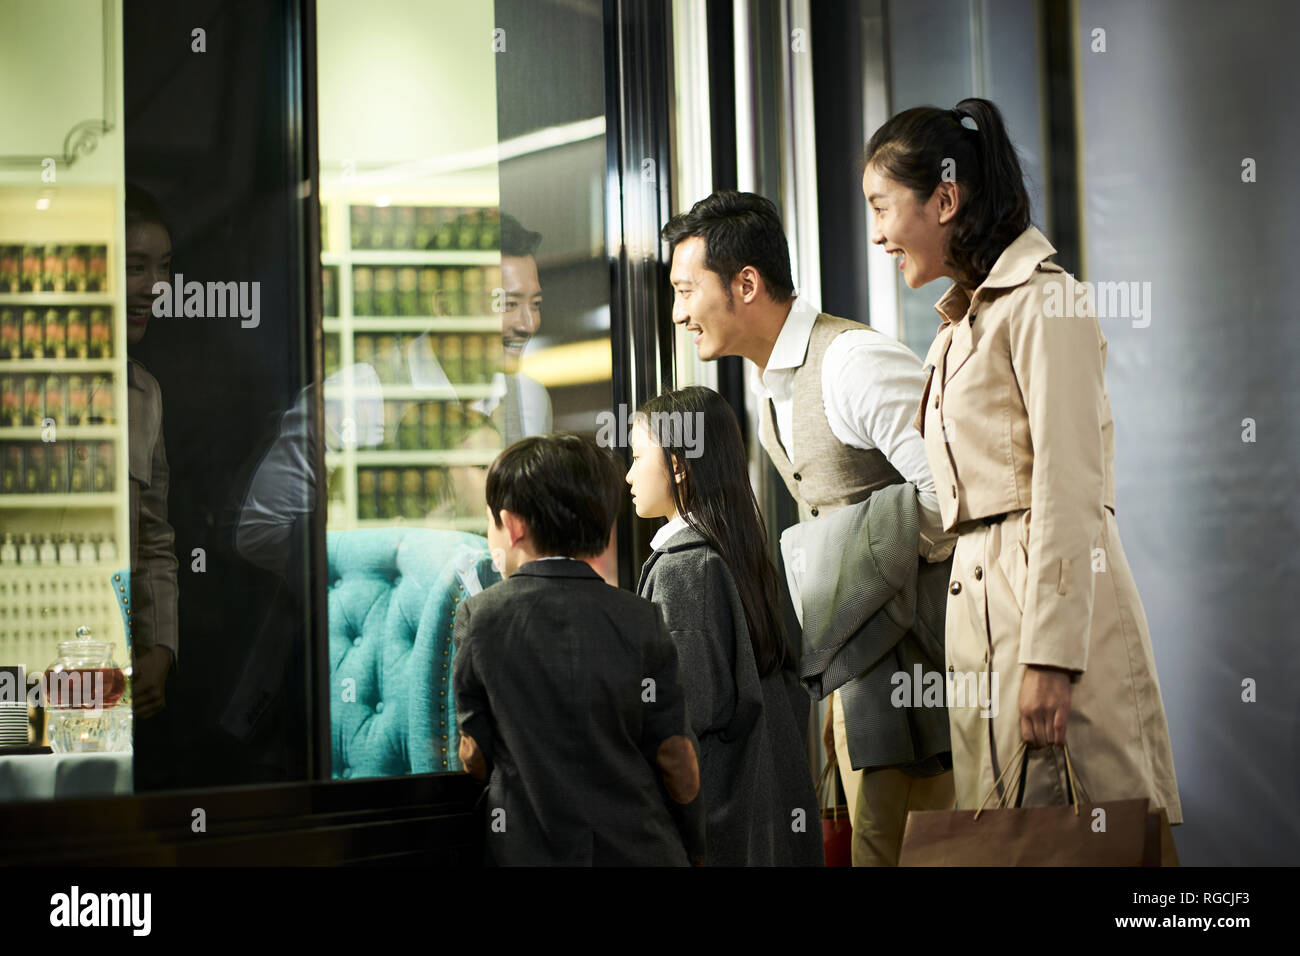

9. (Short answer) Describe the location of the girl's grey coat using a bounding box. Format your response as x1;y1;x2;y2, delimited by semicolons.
637;526;824;866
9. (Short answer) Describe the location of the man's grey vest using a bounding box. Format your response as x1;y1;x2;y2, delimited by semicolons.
759;314;905;521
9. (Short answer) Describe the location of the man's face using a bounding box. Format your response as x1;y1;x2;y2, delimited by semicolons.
500;254;541;366
669;236;741;361
125;221;171;345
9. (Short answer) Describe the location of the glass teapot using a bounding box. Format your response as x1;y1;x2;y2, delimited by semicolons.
43;626;132;754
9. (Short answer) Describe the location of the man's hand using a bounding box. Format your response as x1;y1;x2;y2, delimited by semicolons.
1018;665;1071;747
132;646;172;719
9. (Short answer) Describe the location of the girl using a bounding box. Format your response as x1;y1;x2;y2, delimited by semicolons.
629;385;823;866
859;98;1181;825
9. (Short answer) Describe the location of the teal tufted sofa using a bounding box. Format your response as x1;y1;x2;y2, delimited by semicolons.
327;528;500;779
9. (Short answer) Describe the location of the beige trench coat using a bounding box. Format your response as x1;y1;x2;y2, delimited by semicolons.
914;226;1182;824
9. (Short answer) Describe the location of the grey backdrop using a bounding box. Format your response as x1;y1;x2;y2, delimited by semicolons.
1077;0;1299;866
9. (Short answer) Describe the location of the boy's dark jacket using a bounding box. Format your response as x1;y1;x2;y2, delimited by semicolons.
452;557;706;866
638;526;825;866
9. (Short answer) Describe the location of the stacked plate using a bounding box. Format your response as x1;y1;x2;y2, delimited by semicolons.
0;664;31;747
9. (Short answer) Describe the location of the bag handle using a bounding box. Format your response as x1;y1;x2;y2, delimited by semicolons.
816;751;843;821
974;741;1087;819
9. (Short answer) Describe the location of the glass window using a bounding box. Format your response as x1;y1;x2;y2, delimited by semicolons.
315;0;613;778
0;0;134;795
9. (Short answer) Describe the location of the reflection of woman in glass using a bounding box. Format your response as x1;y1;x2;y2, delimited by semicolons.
630;386;822;865
859;99;1180;825
123;186;180;722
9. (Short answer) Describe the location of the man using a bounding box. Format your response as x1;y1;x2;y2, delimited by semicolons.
410;212;552;445
661;190;954;866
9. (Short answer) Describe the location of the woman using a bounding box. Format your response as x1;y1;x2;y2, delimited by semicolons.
123;186;179;721
859;99;1181;824
629;386;823;865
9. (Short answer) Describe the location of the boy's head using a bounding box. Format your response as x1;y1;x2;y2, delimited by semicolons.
485;432;623;575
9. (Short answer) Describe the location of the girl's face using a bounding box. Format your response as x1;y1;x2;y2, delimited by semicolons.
862;163;958;289
125;221;171;345
627;421;680;521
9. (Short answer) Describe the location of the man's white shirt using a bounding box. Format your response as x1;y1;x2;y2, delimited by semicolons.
756;295;941;524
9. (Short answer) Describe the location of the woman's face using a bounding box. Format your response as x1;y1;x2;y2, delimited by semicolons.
125;221;171;345
627;420;679;521
862;163;957;289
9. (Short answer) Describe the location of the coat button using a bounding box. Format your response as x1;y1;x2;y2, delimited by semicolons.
974;565;983;581
793;472;802;481
951;485;957;499
950;581;962;595
934;392;939;409
810;507;819;517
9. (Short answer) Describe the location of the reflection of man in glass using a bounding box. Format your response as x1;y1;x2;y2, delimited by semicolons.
471;213;551;441
412;214;552;522
237;213;554;559
409;213;552;446
122;186;180;726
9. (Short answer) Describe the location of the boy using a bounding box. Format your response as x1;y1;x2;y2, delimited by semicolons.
453;433;705;865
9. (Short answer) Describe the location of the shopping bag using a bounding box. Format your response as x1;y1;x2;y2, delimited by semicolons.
899;742;1154;866
816;752;853;867
1144;805;1180;866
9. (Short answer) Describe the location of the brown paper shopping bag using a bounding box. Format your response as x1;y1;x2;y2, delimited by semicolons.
899;742;1163;866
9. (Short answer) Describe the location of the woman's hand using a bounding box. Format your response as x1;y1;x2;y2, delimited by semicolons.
132;646;172;719
1019;665;1072;747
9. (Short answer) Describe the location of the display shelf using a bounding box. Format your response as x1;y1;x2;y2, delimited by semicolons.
321;250;498;267
320;194;504;535
0;494;118;509
325;316;501;333
323;384;496;401
0;359;117;373
0;561;125;575
0;293;115;306
351;449;496;467
0;427;118;440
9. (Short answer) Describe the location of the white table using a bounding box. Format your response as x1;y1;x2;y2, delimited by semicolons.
0;752;133;803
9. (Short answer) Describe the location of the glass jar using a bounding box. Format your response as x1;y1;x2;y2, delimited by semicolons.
42;626;131;753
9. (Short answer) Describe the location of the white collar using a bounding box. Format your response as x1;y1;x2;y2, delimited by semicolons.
763;296;819;375
650;512;693;552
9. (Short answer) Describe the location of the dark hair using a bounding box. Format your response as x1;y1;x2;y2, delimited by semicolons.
636;386;792;678
485;432;621;558
499;213;542;259
660;190;795;305
862;98;1030;289
125;183;170;236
